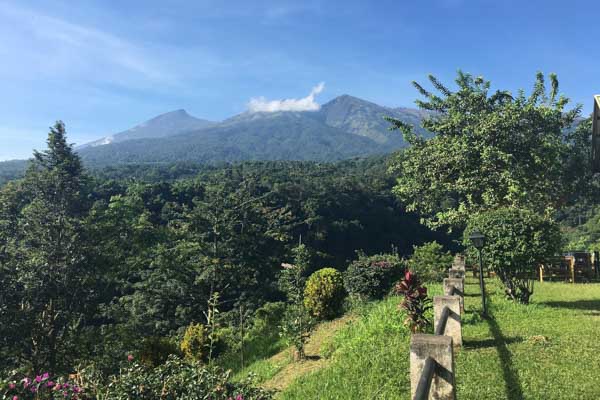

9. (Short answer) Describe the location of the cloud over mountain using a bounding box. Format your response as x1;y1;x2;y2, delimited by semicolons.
248;82;325;113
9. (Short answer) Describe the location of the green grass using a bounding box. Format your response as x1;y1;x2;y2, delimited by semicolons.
274;279;600;399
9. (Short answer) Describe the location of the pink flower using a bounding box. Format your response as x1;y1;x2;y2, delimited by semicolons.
12;396;18;400
41;373;50;380
236;395;244;400
22;377;30;388
47;381;55;387
127;354;134;362
8;383;16;389
35;375;42;383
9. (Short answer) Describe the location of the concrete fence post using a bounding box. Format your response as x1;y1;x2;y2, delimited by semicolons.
410;334;456;400
448;268;465;279
452;255;466;271
433;296;462;347
443;278;464;313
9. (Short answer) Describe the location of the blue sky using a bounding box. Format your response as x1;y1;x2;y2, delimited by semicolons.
0;0;598;160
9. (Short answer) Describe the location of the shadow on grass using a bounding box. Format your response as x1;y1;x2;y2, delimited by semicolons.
463;336;523;350
539;300;600;311
487;317;524;400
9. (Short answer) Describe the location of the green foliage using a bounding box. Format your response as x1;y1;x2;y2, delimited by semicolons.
139;337;180;368
343;252;405;300
0;121;100;373
279;245;316;360
180;323;208;363
409;241;453;282
464;208;562;303
387;71;581;230
98;356;272;399
303;268;346;320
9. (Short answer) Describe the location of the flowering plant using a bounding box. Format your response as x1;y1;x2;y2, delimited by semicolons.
2;372;87;400
395;271;432;333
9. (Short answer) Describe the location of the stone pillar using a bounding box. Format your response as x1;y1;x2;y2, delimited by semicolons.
448;268;465;279
410;334;456;400
433;296;462;347
443;278;464;313
452;254;466;271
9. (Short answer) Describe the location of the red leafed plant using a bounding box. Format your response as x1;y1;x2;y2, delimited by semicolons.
395;271;432;333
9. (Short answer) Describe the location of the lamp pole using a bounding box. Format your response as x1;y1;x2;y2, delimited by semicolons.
477;247;487;316
469;230;487;317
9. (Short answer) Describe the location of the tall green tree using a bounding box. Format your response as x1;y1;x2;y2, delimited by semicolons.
0;122;98;372
387;71;581;230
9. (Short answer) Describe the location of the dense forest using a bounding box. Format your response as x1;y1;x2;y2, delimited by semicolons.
0;124;452;383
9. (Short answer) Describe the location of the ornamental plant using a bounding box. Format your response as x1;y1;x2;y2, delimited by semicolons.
395;271;432;333
344;252;405;300
303;268;346;320
2;372;87;400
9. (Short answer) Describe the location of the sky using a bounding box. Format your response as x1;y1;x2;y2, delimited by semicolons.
0;0;598;160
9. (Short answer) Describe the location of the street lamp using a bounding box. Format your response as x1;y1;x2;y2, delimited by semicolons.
469;229;487;317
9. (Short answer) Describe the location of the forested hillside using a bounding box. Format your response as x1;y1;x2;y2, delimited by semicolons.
0;124;452;386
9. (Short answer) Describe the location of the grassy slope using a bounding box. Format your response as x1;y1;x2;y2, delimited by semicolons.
273;279;600;399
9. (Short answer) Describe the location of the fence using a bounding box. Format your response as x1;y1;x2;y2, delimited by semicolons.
410;255;464;400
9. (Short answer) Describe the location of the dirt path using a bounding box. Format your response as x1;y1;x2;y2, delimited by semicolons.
262;314;355;393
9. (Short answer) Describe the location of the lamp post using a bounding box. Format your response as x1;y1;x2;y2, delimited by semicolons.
469;229;487;317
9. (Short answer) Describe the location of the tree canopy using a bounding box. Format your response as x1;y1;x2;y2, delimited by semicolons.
387;71;582;230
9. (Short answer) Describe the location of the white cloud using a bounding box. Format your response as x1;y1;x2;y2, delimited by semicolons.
248;82;325;113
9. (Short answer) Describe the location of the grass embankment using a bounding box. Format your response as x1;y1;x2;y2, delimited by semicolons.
242;278;600;399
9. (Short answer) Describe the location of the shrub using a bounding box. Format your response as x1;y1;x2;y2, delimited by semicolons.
394;271;431;333
464;208;562;304
409;241;453;282
96;356;272;399
1;372;88;400
304;268;346;320
180;323;207;362
138;336;180;368
344;253;405;300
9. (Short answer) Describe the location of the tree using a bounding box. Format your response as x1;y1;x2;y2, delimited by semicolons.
409;241;453;282
0;122;98;372
464;208;562;304
387;71;581;230
279;244;315;360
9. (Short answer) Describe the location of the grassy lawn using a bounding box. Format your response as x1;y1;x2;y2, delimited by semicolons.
271;278;600;399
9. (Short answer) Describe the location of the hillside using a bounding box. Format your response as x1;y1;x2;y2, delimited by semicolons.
76;95;427;167
0;95;428;178
237;279;600;399
78;109;215;149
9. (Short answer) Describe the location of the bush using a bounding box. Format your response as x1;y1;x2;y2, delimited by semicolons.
89;356;272;399
1;372;88;400
304;268;346;320
138;336;180;368
179;322;228;364
180;323;207;362
464;208;562;304
344;253;405;300
409;241;453;282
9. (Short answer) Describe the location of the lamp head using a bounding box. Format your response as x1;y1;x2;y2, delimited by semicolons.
469;229;485;250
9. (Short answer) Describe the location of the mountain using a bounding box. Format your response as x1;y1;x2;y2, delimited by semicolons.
78;109;215;149
318;94;430;144
0;95;430;180
78;110;391;166
76;95;428;166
